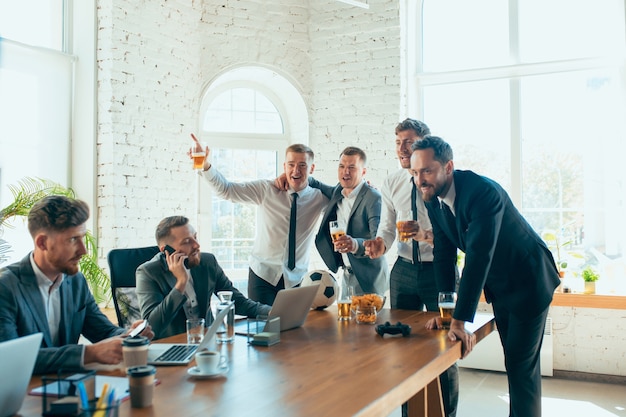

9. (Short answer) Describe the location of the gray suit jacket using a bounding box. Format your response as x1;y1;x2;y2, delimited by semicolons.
315;182;389;294
136;252;271;340
0;254;124;374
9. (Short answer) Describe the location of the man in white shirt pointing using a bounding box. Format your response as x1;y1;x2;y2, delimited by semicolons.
193;138;329;305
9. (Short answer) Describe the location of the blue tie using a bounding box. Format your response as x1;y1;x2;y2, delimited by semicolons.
288;193;298;270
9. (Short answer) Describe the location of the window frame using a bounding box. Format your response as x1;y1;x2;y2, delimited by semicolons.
405;0;626;298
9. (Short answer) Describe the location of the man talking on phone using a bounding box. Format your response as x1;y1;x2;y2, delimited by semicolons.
136;216;271;340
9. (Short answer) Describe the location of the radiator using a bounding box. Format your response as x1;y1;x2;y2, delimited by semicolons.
459;317;554;377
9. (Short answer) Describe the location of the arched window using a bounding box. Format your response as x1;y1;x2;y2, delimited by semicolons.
196;66;308;293
406;0;626;295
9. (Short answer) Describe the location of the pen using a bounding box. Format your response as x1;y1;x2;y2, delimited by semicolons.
92;383;109;417
106;388;116;417
75;381;89;411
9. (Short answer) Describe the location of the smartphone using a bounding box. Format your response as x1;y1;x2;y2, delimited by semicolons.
128;319;147;338
163;244;189;268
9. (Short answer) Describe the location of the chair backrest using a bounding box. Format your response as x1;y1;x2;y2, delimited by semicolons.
107;246;160;327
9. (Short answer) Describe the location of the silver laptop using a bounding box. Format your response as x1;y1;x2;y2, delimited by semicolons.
0;333;43;417
147;301;233;366
234;284;319;336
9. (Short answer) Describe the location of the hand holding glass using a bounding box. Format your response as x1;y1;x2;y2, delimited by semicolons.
191;137;207;170
329;221;346;250
396;210;417;242
438;292;457;329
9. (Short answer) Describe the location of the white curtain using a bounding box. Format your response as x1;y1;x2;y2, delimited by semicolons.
0;38;74;263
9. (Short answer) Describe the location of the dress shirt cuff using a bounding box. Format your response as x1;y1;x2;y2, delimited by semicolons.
79;345;86;368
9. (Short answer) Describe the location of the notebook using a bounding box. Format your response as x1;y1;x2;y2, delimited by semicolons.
234;284;319;336
147;301;233;366
0;332;43;417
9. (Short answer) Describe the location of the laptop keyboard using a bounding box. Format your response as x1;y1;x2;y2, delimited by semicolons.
155;344;198;362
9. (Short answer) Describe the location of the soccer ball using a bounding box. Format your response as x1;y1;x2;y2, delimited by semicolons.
300;270;338;310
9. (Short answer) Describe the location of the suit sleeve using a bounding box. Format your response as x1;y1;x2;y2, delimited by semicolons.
454;184;504;322
352;190;382;257
136;259;187;340
208;255;272;317
308;176;336;200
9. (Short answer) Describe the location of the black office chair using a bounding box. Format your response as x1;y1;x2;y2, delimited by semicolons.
107;246;160;327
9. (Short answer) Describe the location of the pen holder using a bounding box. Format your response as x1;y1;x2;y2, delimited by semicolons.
41;371;96;416
80;399;120;417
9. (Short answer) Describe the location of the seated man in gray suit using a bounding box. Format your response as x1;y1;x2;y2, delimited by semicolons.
0;196;153;374
314;146;388;295
136;216;271;340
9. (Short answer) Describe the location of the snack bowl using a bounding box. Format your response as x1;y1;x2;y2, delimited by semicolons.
350;293;386;313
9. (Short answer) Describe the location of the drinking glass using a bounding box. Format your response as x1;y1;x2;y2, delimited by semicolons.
396;210;414;242
329;220;346;250
438;292;457;329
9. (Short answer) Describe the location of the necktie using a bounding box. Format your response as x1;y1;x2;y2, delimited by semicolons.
441;201;456;232
288;192;298;270
410;180;421;265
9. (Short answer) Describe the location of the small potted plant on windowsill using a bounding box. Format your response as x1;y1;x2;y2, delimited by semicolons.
582;266;599;295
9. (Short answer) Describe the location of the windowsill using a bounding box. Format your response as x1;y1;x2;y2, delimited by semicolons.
479;292;626;309
551;292;626;309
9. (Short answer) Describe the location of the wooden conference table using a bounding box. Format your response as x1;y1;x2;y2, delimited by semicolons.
22;308;494;417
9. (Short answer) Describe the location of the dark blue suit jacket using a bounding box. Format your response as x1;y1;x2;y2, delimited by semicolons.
425;170;560;322
0;254;124;374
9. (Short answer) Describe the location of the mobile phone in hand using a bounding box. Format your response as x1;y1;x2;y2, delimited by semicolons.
163;244;189;268
128;319;147;338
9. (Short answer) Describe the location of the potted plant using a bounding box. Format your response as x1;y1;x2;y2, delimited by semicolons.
0;177;111;304
542;229;571;278
581;266;599;295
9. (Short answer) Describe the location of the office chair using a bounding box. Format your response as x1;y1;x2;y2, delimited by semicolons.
107;246;160;327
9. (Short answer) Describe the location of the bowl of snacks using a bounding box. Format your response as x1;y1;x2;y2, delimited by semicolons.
350;293;386;313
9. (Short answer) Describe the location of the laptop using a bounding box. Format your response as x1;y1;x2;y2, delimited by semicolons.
234;284;319;336
0;333;43;417
147;301;233;366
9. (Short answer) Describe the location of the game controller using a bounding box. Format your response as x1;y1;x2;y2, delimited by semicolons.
375;321;411;337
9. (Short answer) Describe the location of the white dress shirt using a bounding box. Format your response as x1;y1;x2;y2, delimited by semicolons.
201;167;328;288
376;169;434;262
336;180;366;267
30;253;63;346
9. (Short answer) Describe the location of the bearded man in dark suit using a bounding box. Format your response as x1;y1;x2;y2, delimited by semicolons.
410;136;560;417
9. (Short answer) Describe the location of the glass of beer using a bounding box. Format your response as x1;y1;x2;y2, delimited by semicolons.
396;210;414;242
438;291;457;329
329;220;346;250
337;284;353;321
191;139;207;170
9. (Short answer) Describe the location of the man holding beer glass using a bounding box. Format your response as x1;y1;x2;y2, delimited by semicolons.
363;119;459;417
313;146;388;296
191;136;329;305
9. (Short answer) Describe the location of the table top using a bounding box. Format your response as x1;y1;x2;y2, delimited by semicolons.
21;308;494;417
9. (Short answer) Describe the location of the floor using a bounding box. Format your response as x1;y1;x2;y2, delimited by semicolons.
390;368;626;417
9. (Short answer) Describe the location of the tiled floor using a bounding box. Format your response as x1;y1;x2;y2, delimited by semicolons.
390;368;626;417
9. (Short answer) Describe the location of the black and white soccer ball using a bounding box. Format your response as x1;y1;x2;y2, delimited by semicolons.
300;270;338;310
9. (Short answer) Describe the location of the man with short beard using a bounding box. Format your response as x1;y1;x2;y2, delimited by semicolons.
0;195;153;374
136;216;271;340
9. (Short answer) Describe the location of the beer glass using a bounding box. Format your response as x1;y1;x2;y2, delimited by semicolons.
337;282;353;321
191;139;207;170
438;292;457;329
329;220;346;250
396;210;414;242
